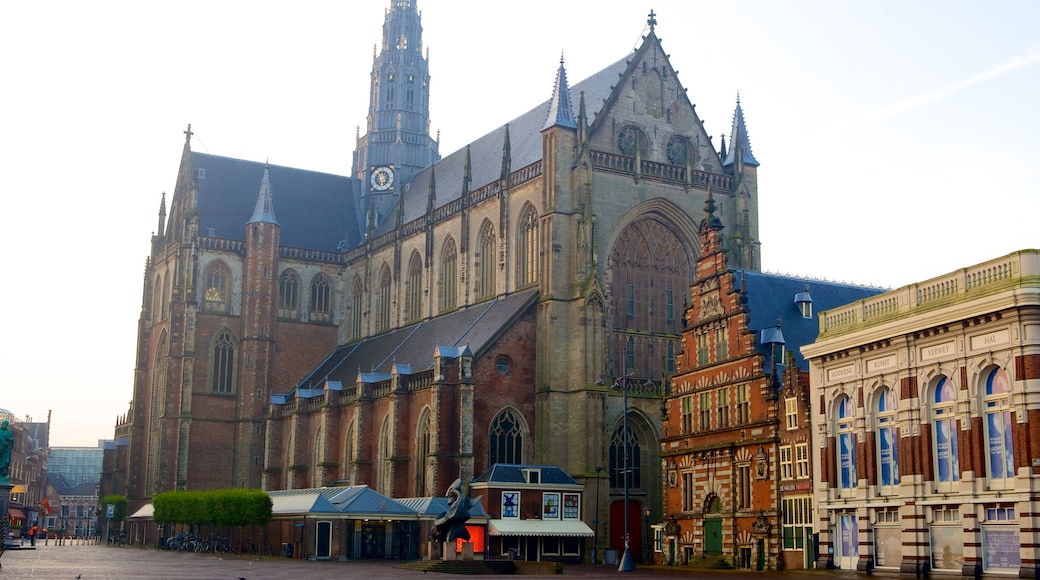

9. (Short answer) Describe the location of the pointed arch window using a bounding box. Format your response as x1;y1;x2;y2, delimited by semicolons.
416;411;432;496
309;273;333;323
477;221;496;300
349;276;363;341
278;269;300;319
405;252;423;323
983;367;1014;484
377;416;392;495
489;408;524;465
161;272;170;320
876;387;899;488
439;238;458;313
932;377;959;484
203;261;231;313
147;333;169;495
516;205;538;287
212;329;236;393
835;395;856;491
375;265;392;332
152;275;162;323
609;424;641;489
343;421;356;485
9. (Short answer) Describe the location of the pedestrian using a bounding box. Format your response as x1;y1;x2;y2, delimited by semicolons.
29;525;38;546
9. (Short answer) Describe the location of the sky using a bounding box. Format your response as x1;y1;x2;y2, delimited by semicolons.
1;0;1037;447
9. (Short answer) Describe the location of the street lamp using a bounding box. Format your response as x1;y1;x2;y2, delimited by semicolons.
597;370;654;573
593;466;602;564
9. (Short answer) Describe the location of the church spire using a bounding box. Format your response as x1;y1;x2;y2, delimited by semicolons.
157;191;167;237
542;53;577;130
500;124;512;180
248;163;279;224
723;93;759;168
462;145;472;195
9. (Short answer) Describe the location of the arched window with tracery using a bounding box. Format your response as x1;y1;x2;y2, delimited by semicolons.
377;415;393;495
983;367;1014;484
211;329;236;393
516;204;538;287
348;276;363;341
147;332;169;495
203;261;231;313
309;273;333;323
439;238;458;313
415;411;432;496
609;423;641;489
375;264;392;332
489;408;524;465
405;251;423;323
342;421;356;485
608;218;692;377
278;269;300;319
152;274;162;323
161;272;170;320
477;220;496;300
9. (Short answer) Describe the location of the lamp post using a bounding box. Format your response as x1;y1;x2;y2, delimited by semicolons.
614;372;636;573
597;357;654;572
593;466;602;564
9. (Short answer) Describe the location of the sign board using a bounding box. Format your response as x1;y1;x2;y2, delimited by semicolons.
106;504;115;519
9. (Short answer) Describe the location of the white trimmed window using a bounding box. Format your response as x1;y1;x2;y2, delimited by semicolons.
785;397;798;430
795;443;810;479
780;445;793;480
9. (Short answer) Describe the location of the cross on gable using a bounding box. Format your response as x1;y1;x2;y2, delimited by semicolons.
647;9;657;30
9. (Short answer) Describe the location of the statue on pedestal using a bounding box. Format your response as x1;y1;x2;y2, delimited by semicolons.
432;478;472;542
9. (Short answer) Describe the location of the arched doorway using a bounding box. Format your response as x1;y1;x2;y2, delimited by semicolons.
704;494;723;555
609;500;645;563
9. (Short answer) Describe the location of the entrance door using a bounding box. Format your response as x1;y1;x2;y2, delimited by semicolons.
704;519;723;554
315;520;332;559
837;514;858;569
609;500;645;562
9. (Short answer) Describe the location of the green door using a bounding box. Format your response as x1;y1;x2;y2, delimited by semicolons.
704;519;723;554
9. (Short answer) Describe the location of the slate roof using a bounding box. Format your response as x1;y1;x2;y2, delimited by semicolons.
320;486;415;517
472;464;580;486
267;489;341;515
734;270;885;370
292;288;537;391
396;497;489;519
375;56;630;237
190;152;363;253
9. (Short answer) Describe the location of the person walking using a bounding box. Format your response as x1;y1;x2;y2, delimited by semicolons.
29;525;38;547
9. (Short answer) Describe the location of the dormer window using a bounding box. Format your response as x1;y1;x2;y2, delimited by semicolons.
522;468;541;484
794;289;813;318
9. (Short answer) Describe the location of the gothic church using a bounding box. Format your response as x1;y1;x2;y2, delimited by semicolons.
102;1;763;560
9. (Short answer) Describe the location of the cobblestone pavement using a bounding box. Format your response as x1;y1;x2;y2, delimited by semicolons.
0;543;857;579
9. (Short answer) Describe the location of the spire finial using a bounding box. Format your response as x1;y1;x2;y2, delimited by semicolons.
184;124;193;144
647;9;657;31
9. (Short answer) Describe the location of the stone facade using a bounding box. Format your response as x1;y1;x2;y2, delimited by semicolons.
803;249;1040;577
103;4;767;559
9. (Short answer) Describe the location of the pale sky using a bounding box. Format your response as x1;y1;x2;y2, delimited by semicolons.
2;1;1037;447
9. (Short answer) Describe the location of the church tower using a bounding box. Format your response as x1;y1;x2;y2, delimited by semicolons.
352;0;440;229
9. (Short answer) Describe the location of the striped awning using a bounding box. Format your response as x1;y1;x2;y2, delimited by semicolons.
488;519;594;537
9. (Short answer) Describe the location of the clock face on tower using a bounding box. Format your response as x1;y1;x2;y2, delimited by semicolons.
370;166;394;191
